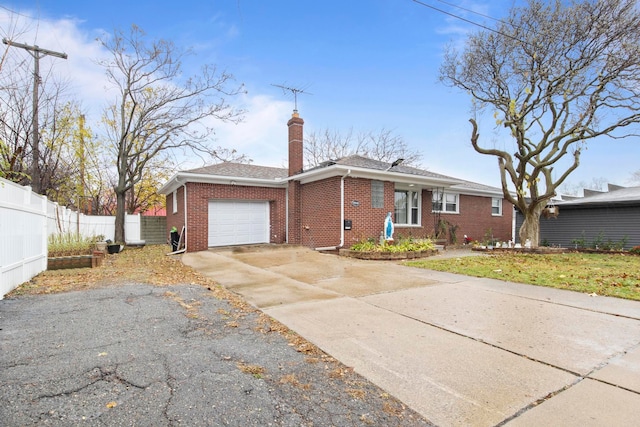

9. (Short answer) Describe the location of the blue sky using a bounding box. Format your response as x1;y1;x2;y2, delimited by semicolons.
2;0;639;192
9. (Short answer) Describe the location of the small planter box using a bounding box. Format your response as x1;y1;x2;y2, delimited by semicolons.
47;255;94;270
47;251;105;270
434;239;448;249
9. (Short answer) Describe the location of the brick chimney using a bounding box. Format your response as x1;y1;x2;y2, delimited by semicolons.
287;110;304;176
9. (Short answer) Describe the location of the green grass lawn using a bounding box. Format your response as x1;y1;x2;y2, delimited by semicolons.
406;253;640;301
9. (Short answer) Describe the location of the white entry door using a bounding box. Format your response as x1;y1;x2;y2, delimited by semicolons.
208;200;269;247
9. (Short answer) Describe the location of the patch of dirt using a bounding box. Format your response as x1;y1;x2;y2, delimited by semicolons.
10;245;249;304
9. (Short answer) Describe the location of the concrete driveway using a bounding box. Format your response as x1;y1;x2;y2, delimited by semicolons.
182;245;640;427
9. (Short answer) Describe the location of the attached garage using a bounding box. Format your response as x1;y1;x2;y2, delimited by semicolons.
208;200;270;247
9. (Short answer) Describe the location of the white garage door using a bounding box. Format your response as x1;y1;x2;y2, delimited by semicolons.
208;200;269;247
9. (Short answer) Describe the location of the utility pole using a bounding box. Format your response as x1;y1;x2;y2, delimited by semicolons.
2;38;67;194
78;114;86;214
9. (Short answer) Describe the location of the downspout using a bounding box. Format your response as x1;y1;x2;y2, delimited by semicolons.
167;179;187;255
285;181;289;243
315;169;351;251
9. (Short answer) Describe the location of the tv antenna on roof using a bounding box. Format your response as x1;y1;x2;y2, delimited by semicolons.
271;83;312;111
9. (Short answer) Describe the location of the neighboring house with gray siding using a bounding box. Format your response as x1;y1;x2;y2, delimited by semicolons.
515;184;640;249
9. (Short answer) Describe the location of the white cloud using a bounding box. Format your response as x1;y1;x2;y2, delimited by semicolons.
1;8;292;171
1;9;112;123
208;94;294;168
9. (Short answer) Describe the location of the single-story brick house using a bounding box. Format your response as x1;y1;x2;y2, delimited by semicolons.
159;111;513;252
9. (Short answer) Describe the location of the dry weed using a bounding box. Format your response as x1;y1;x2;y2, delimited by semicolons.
237;362;266;378
279;373;311;390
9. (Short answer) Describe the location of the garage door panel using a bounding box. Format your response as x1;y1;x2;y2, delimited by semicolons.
208;201;269;247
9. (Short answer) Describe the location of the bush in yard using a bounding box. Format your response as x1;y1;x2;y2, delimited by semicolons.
350;238;435;253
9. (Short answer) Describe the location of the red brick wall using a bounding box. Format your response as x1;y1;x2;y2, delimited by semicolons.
299;177;398;248
288;115;304;176
341;182;512;247
441;193;512;244
300;177;342;248
166;187;186;245
342;178;395;246
413;191;512;244
288;180;302;244
170;183;287;252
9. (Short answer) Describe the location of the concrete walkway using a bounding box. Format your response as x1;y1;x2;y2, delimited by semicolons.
182;246;640;427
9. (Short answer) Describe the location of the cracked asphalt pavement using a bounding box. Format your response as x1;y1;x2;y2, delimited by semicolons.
0;283;432;426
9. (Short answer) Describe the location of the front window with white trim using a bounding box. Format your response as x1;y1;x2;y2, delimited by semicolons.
432;191;459;213
394;189;420;225
492;197;502;216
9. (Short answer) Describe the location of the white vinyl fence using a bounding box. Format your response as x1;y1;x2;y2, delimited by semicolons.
47;201;142;242
1;177;143;298
0;178;47;299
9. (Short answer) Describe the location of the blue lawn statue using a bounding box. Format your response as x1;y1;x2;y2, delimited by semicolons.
384;212;394;241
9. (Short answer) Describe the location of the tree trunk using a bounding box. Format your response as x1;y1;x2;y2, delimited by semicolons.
114;189;126;243
518;203;544;247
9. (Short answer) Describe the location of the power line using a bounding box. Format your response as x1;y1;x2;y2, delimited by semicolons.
411;0;527;45
0;5;34;18
433;0;506;25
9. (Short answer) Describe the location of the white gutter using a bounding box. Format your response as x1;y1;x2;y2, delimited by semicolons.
315;169;351;251
158;172;286;194
181;180;188;252
287;164;462;188
285;181;289;243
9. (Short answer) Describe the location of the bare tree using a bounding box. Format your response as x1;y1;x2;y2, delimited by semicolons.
38;90;83;200
98;25;245;243
440;0;640;247
559;177;608;197
124;155;173;214
0;55;35;183
304;128;357;168
361;128;422;166
628;170;640;186
0;46;78;196
304;127;422;168
211;146;252;164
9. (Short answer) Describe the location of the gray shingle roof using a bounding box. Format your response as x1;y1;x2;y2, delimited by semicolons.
186;163;288;180
332;155;459;180
558;185;640;206
449;178;505;194
181;155;504;195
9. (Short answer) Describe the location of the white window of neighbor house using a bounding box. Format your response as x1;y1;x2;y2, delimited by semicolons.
394;189;421;225
492;197;502;216
432;191;459;213
172;190;178;214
